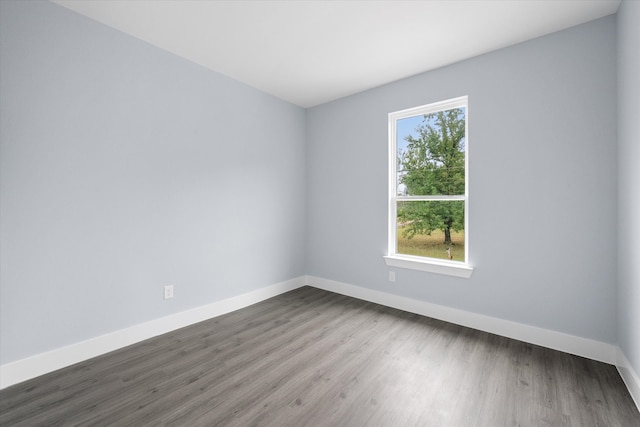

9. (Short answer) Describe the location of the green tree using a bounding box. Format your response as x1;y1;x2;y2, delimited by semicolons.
398;108;465;246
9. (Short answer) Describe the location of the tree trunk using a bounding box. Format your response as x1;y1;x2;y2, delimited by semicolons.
444;227;452;246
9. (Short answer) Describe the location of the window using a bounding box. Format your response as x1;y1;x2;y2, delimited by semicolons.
384;96;473;278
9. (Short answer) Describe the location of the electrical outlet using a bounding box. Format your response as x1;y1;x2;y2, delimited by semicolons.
389;271;396;282
164;285;174;300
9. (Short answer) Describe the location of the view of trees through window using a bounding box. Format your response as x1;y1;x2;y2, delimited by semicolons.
395;105;466;262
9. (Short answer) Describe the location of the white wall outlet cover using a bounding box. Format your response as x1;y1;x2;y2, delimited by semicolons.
164;285;174;299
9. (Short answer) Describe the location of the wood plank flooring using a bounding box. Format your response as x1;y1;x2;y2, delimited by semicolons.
1;286;638;426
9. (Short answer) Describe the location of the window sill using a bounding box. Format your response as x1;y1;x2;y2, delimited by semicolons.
383;255;474;278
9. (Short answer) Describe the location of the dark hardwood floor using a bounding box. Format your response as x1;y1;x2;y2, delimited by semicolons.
1;286;638;426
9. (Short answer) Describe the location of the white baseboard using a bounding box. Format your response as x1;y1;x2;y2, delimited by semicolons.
305;275;618;365
0;276;306;390
617;348;640;412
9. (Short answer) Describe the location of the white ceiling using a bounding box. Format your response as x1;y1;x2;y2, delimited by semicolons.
51;0;620;108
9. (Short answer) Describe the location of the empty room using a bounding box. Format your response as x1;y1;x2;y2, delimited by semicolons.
1;0;639;425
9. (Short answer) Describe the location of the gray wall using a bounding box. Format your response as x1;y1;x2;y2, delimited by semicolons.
617;0;640;379
306;16;618;343
0;1;306;364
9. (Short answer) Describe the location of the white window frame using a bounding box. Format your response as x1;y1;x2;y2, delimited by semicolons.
384;96;473;278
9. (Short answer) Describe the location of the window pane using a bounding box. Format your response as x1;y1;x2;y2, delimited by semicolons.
396;108;466;196
396;200;465;261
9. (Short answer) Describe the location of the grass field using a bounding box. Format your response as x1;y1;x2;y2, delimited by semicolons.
397;226;465;261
